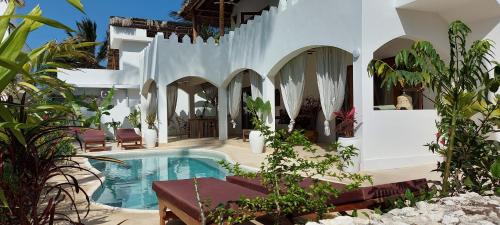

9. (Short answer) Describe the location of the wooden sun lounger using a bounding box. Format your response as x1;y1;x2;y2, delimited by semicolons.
79;129;106;152
152;178;265;225
226;176;428;212
116;128;142;149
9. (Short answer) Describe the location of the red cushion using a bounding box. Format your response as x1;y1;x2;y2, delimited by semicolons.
152;178;265;221
117;129;141;141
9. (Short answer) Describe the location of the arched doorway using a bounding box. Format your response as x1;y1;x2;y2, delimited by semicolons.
372;37;435;110
166;76;219;142
269;46;354;143
222;69;265;141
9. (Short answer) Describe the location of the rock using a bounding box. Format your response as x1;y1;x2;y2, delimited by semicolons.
415;201;430;211
400;207;419;217
306;222;321;225
442;214;459;225
426;211;444;222
353;217;370;225
309;193;499;225
388;208;401;216
388;222;409;225
477;221;495;225
319;216;354;225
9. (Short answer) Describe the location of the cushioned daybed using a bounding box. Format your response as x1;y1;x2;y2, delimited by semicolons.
226;176;428;212
116;128;142;149
79;129;106;152
152;176;428;225
152;178;265;225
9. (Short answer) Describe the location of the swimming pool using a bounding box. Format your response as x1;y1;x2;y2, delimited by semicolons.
89;150;231;210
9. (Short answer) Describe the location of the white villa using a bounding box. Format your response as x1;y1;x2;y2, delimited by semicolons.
58;0;500;171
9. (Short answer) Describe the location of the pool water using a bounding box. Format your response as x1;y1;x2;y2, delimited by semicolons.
89;152;228;210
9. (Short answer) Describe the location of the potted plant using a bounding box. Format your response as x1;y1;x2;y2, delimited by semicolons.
105;119;121;141
127;108;141;135
335;107;361;172
245;97;271;154
145;113;157;148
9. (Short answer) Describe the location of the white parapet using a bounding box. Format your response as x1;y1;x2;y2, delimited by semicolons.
58;69;140;89
110;26;153;49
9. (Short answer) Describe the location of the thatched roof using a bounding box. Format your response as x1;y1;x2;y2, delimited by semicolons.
109;16;192;38
178;0;239;26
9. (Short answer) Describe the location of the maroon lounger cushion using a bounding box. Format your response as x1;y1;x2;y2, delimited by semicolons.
332;179;428;205
226;176;428;206
117;128;141;142
226;176;346;194
80;129;105;143
152;178;266;221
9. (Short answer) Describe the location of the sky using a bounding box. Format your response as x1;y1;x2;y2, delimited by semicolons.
19;0;184;49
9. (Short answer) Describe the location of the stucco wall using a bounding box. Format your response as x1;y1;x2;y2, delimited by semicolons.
73;88;140;138
116;0;499;170
231;0;279;27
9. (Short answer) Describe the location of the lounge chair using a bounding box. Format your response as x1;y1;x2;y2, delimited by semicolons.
79;129;106;152
152;178;265;225
226;176;428;212
116;128;142;149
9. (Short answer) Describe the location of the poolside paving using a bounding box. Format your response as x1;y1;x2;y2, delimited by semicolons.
70;138;440;225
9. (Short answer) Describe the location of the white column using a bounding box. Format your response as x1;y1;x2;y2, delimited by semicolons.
262;76;276;131
218;88;228;140
140;93;148;141
158;85;169;144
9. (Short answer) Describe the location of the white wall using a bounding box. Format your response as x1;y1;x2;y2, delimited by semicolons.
116;0;499;169
73;88;141;138
231;0;279;27
58;69;139;88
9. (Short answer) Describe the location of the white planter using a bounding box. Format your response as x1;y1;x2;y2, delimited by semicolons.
338;137;361;173
145;128;157;148
249;130;265;154
134;128;141;135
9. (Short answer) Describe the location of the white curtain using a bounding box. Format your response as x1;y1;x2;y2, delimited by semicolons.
316;48;350;136
228;74;243;128
147;84;158;116
249;70;262;100
167;85;178;122
279;54;307;132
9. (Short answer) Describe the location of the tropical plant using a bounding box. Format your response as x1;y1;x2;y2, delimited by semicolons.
146;112;156;129
334;107;357;138
65;18;108;68
0;94;120;225
127;108;141;129
0;1;123;224
245;96;271;122
76;88;115;130
105;119;121;139
368;21;500;196
212;99;372;224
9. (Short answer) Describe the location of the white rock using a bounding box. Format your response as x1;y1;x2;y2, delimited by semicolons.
388;208;401;216
400;207;419;217
442;214;460;225
319;216;354;225
426;211;444;222
477;221;495;225
451;210;465;217
389;222;410;225
306;222;321;225
415;201;430;211
353;217;370;225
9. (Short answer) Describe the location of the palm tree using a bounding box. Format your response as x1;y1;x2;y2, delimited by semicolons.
66;18;108;68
